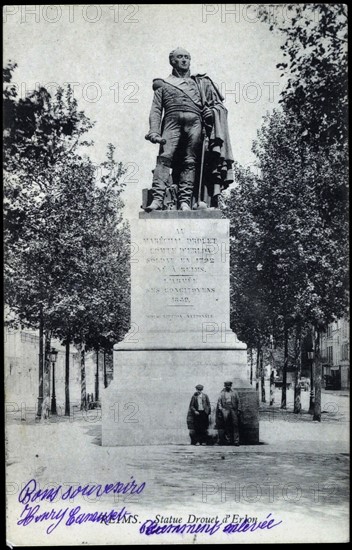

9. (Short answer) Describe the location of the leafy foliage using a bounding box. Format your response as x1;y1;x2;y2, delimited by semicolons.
259;4;347;147
4;62;130;354
226;5;348;415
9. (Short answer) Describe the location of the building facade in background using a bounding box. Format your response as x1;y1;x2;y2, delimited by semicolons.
5;326;113;417
320;317;350;390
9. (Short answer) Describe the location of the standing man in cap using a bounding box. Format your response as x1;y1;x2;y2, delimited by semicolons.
187;384;211;445
216;381;242;446
144;47;234;211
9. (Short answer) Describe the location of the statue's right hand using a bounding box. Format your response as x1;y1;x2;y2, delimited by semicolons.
146;132;162;144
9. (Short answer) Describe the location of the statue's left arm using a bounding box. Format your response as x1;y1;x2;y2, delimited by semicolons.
198;76;226;134
198;75;234;185
203;76;224;104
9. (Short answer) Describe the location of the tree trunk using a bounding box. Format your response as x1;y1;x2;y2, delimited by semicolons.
313;328;322;422
308;364;315;413
294;325;302;414
43;329;52;402
103;350;107;388
269;340;274;405
281;325;288;409
36;315;44;417
95;349;99;402
80;344;87;410
255;345;260;392
270;370;275;405
250;348;253;385
260;349;266;402
64;339;70;416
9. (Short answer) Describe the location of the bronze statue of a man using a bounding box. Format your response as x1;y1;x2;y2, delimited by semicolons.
144;47;234;212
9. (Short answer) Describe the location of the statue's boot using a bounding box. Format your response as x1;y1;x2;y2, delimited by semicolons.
146;155;171;211
178;163;195;210
145;200;162;212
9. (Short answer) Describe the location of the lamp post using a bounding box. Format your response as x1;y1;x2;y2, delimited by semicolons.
308;351;314;414
50;347;58;415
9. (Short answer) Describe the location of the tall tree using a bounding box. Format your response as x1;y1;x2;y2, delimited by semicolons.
227;4;348;420
259;3;348;420
4;64;131;413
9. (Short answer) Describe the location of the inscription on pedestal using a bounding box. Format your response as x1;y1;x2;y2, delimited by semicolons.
131;218;230;335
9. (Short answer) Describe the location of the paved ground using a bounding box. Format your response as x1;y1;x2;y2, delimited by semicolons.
6;387;349;545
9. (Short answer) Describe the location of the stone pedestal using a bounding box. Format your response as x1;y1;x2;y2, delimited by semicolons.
102;210;259;445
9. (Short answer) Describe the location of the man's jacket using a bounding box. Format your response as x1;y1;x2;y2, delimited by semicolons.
186;392;211;430
217;389;242;412
215;389;242;429
149;75;203;132
190;392;211;415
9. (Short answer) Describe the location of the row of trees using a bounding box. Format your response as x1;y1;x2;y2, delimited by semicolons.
4;62;130;416
226;4;348;420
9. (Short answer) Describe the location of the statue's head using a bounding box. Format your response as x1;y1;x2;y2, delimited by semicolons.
169;47;191;73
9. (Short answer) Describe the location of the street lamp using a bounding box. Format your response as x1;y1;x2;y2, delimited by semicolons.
50;347;58;415
307;351;314;414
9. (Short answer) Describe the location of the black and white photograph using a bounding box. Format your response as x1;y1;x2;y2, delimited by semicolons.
4;3;349;545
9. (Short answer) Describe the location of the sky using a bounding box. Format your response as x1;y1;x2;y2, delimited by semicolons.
4;4;287;220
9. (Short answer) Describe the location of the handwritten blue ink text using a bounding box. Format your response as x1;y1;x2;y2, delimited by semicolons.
18;477;145;505
17;504;131;534
139;514;282;536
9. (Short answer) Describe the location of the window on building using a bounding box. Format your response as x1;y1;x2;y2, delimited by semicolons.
327;346;333;364
5;326;16;341
327;325;332;338
20;332;39;344
341;343;349;362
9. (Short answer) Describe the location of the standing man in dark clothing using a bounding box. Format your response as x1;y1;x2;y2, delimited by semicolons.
187;384;211;445
216;381;242;446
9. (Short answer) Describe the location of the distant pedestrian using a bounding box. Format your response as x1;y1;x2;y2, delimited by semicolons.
41;396;50;423
216;381;242;446
187;384;211;445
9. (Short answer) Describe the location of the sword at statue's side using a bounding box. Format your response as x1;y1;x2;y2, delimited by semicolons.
197;128;207;209
196;79;210;210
